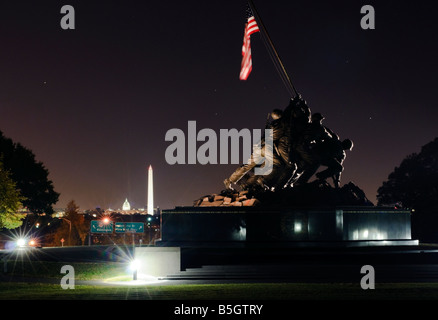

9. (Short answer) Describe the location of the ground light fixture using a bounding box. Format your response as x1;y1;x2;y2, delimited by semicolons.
129;259;140;280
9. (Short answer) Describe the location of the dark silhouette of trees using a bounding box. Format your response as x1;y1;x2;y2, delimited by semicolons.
0;130;59;215
377;137;438;242
52;200;89;246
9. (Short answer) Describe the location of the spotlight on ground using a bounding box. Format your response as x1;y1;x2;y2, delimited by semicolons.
129;259;140;280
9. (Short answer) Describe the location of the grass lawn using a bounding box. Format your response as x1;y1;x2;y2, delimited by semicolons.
1;282;438;300
2;260;127;280
2;260;438;300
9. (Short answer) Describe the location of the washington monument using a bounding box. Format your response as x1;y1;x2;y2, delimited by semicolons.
147;165;154;215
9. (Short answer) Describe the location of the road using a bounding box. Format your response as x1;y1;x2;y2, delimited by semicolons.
0;244;134;263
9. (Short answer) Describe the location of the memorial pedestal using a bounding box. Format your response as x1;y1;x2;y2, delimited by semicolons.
156;206;418;248
140;205;419;275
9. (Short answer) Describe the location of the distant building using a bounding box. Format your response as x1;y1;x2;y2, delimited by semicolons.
122;198;131;211
99;198;161;216
91;165;158;216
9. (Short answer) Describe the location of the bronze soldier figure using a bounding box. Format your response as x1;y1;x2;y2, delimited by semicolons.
223;109;285;190
290;111;332;186
315;137;354;188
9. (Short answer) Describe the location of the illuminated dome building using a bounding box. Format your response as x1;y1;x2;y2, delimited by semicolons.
122;198;131;211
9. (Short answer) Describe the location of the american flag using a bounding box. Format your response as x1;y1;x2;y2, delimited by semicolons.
239;5;260;80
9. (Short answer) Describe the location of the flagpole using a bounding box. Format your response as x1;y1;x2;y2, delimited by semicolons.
247;0;299;98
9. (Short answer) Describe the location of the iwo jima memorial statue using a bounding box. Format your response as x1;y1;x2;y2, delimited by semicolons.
157;2;418;248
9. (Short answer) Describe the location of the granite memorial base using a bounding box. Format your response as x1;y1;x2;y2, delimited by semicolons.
156;206;418;248
146;206;419;275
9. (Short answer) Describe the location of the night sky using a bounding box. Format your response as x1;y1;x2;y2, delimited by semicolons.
1;1;437;211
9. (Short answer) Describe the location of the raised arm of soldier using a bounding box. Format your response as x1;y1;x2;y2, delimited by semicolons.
323;125;339;140
282;94;311;124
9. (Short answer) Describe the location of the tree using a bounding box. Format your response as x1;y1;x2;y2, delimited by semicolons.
53;200;88;246
377;137;438;242
0;160;25;229
0;130;59;214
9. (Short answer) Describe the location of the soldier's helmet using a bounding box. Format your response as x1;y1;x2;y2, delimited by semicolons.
341;139;354;151
312;113;325;122
271;109;283;120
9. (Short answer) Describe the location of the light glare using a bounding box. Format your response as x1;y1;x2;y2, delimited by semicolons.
129;260;140;271
17;238;26;247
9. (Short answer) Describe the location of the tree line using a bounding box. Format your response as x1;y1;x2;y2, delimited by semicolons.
0;130;59;229
377;137;438;242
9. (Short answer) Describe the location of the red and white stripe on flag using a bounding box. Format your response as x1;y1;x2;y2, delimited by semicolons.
240;16;259;80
